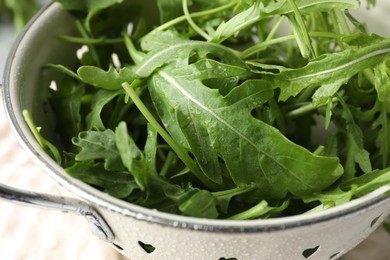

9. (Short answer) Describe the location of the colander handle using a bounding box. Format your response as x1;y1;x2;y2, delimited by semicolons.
0;182;114;242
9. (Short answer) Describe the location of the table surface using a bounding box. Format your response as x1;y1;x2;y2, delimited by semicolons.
1;5;390;260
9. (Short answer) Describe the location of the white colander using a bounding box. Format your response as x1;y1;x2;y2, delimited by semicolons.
1;1;390;260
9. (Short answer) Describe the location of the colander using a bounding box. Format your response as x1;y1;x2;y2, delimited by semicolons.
1;1;390;260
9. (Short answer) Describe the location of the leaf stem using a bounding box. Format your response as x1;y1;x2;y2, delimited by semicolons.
155;1;238;32
212;184;256;198
75;20;101;67
22;110;62;164
122;81;219;190
43;64;80;80
228;200;268;220
182;0;211;41
241;31;342;59
286;0;315;59
286;97;338;119
58;35;124;45
333;10;376;86
159;151;177;177
267;15;286;41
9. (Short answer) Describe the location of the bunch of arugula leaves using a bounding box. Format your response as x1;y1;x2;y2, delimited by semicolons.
25;0;390;219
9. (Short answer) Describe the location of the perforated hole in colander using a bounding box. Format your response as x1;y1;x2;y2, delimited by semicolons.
138;241;156;254
329;252;340;259
112;243;124;251
370;214;383;228
219;257;237;260
302;245;320;258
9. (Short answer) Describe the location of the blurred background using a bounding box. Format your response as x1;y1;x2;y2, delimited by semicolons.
0;1;389;259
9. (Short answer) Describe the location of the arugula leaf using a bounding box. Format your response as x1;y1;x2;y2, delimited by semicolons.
72;129;125;171
86;89;125;130
134;37;246;78
147;49;343;198
66;162;138;198
78;66;136;90
228;200;290;220
302;187;354;209
373;63;390;168
115;121;152;190
374;62;390;103
178;190;219;219
342;168;390;198
268;39;390;103
337;95;372;179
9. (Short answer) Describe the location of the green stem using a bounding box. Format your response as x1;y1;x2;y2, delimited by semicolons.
155;1;238;32
266;15;285;41
43;64;79;80
22;110;61;164
182;0;210;41
335;9;351;35
287;0;315;59
159;151;177;177
75;20;101;67
330;10;347;51
228;200;268;220
241;31;342;59
58;35;124;45
333;10;376;86
122;81;219;190
285;102;316;119
212;185;256;198
123;33;145;64
241;35;295;58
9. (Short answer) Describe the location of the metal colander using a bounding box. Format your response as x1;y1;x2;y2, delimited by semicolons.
1;1;390;260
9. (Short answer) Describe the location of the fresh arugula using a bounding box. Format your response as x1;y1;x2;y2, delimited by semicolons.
26;0;390;219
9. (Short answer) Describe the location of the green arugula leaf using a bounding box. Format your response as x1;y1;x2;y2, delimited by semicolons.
66;162;138;198
86;89;125;130
373;104;390;168
268;39;390;103
374;62;390;103
337;95;372;178
228;200;290;220
147;51;343;198
302;187;354;210
115;121;150;189
72;129;125;171
134;34;246;78
342;168;390;197
179;190;219;219
78;66;136;90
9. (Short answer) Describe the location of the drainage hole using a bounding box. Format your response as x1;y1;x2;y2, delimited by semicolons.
370;214;383;228
329;252;340;259
138;241;156;254
302;245;320;258
219;258;238;260
112;243;124;251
